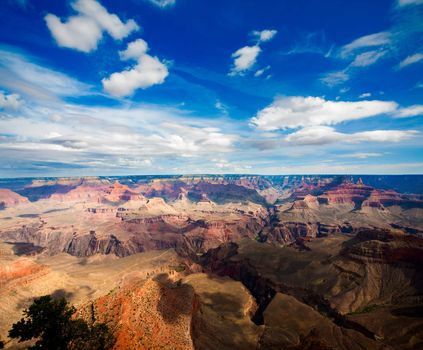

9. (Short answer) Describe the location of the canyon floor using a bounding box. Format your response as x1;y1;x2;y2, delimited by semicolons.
0;175;422;349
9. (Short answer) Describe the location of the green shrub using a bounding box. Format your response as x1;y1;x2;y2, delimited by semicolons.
8;295;115;350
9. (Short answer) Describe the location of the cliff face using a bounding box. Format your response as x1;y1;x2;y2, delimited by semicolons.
342;230;423;265
199;233;423;349
77;272;262;350
1;176;422;260
0;189;29;209
290;180;423;211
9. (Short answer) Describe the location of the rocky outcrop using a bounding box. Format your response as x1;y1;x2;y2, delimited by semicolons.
341;230;423;265
200;234;423;349
103;182;145;203
77;276;196;350
261;218;354;244
65;232;132;257
0;189;29;209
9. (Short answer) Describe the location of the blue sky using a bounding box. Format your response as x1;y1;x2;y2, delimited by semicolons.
0;0;422;177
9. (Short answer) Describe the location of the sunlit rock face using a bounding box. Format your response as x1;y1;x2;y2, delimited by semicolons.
0;175;422;258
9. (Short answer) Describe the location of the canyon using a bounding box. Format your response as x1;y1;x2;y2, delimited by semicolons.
0;175;422;349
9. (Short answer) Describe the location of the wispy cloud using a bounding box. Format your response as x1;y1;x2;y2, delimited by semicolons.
395;105;423;117
0;101;240;175
0;46;93;101
322;2;423;86
339;32;391;58
284;126;418;145
396;0;423;7
280;31;334;57
339;152;384;159
398;53;423;69
145;0;176;8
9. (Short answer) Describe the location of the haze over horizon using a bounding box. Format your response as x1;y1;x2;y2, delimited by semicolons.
0;0;422;177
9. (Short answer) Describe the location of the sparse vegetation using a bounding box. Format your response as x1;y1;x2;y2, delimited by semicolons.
174;264;186;272
8;295;115;350
348;304;379;315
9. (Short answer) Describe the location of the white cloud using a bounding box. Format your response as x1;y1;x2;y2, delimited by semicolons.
252;29;278;43
146;0;176;8
340;32;391;58
284;126;344;145
397;0;423;6
0;91;22;110
215;100;229;115
350;50;386;67
0;47;92;100
119;39;148;60
285;126;418;145
398;53;423;69
102;39;169;97
340;152;383;159
45;14;102;53
229;29;276;76
396;105;423;117
322;33;391;86
45;0;139;53
0;102;239;174
353;129;418;142
254;65;270;77
49;114;62;122
359;92;371;98
250;96;398;131
321;70;349;86
229;46;261;75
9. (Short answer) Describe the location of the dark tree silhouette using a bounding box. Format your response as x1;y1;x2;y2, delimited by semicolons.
8;295;114;350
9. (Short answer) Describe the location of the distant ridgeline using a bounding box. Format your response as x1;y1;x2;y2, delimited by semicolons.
0;174;423;195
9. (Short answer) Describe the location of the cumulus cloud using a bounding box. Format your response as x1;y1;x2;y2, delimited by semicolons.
146;0;176;8
229;46;261;75
398;53;423;69
45;0;139;52
119;38;148;60
0;91;22;110
396;105;423;117
252;29;278;43
250;96;398;131
102;39;168;97
229;29;276;76
284;126;418;145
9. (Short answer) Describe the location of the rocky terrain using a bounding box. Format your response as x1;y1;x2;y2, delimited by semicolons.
0;175;422;349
